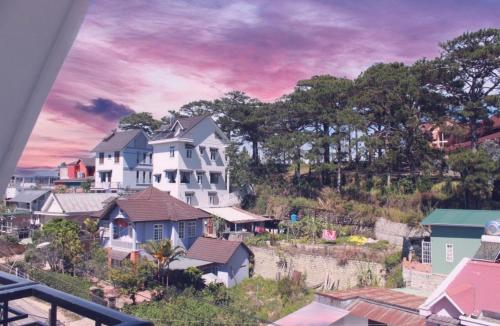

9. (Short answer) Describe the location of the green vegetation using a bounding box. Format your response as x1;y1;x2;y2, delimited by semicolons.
384;251;405;288
124;277;313;325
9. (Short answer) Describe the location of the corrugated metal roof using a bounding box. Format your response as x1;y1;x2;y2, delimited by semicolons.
55;193;117;213
92;129;143;152
421;209;500;227
201;206;269;223
8;190;49;203
168;257;213;270
273;302;349;326
349;301;425;326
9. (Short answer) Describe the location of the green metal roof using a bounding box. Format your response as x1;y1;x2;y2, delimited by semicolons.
421;209;500;227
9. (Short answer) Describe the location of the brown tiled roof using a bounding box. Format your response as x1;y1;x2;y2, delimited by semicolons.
322;287;425;310
185;237;252;264
112;187;210;222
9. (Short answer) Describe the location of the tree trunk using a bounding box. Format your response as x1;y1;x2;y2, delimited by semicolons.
252;140;259;164
322;123;331;186
337;139;342;192
470;120;478;152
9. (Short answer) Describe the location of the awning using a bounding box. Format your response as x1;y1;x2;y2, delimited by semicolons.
273;302;349;326
168;257;213;270
201;206;269;224
109;249;130;261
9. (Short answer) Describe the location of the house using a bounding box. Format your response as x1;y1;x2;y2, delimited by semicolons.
201;206;269;236
275;288;426;326
419;234;500;325
149;116;232;208
6;189;50;213
183;237;253;288
56;158;95;190
35;192;118;226
420;209;500;275
92;129;153;191
99;186;210;264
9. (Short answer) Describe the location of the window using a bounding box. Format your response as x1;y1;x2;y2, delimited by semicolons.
169;146;175;157
136;170;139;183
180;171;191;183
210;172;219;184
197;172;203;184
142;171;146;183
153;224;163;241
136;152;140;164
209;192;217;206
99;152;104;164
446;244;454;262
187;221;196;238
154;174;161;183
148;171;152;184
186;144;193;158
185;193;193;205
149;153;153;163
114;151;120;163
210;148;218;160
166;171;176;183
178;221;185;239
199;146;205;155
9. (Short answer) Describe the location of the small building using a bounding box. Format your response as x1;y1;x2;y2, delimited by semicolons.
419;235;500;325
92;129;153;191
6;190;49;213
184;237;253;288
56;158;95;190
99;186;210;264
201;206;269;236
35;192;117;226
421;209;500;274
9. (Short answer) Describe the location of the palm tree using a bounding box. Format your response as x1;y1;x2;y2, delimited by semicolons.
144;239;184;285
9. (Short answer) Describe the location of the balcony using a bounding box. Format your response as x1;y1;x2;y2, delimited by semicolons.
0;271;151;325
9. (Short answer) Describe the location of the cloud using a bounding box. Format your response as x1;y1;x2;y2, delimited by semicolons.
75;98;135;122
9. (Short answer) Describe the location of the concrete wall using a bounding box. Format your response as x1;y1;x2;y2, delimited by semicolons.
251;246;384;289
375;218;428;246
430;225;483;274
402;266;446;294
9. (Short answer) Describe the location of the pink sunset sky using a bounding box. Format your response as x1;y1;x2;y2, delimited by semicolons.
18;0;500;168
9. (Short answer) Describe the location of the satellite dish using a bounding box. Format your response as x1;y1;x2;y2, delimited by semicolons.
485;220;500;236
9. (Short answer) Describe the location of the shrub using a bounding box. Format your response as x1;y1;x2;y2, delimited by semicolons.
386;265;405;288
384;251;402;271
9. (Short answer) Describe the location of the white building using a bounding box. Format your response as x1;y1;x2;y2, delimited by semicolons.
92;129;153;191
149;116;232;207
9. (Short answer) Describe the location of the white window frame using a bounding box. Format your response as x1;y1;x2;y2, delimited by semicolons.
178;221;185;239
187;221;196;238
166;171;176;183
446;243;454;263
185;193;193;205
186;148;192;158
197;172;203;184
169;146;175;157
210;172;219;184
209;192;217;206
210;148;218;160
180;171;191;184
153;224;163;241
199;146;205;155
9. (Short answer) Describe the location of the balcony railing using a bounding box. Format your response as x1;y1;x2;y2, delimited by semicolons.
0;271;152;325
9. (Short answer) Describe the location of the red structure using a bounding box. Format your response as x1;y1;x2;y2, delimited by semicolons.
60;157;95;180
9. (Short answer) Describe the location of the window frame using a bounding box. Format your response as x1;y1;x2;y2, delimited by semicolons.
99;152;104;164
166;170;176;183
169;146;175;157
209;192;217;206
187;221;196;238
154;174;161;183
199;146;205;155
210;172;219;184
153;224;163;241
178;221;185;239
210;148;218;160
180;171;191;184
445;243;454;263
185;192;193;205
114;151;120;163
197;172;203;184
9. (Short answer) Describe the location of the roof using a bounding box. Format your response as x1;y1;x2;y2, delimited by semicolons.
273;302;349;326
152;115;207;141
109;249;130;261
111;186;210;222
445;260;500;316
92;129;143;152
53;193;118;213
322;287;425;310
201;206;270;224
421;209;500;227
7;190;48;203
186;237;252;264
168;257;213;270
80;157;95;167
473;241;500;262
349;301;424;326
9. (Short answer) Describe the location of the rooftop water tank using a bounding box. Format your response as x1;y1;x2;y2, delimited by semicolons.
485;220;500;236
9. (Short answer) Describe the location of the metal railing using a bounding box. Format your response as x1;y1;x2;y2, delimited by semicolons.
0;271;152;326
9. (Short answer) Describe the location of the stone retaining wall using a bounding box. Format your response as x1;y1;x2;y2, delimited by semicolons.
375;218;429;246
251;246;385;290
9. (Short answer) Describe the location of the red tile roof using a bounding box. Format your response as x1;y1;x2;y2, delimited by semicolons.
445;260;500;316
186;237;252;264
111;186;210;222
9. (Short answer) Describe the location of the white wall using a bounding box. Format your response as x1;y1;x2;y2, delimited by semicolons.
151;117;230;207
217;246;250;287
